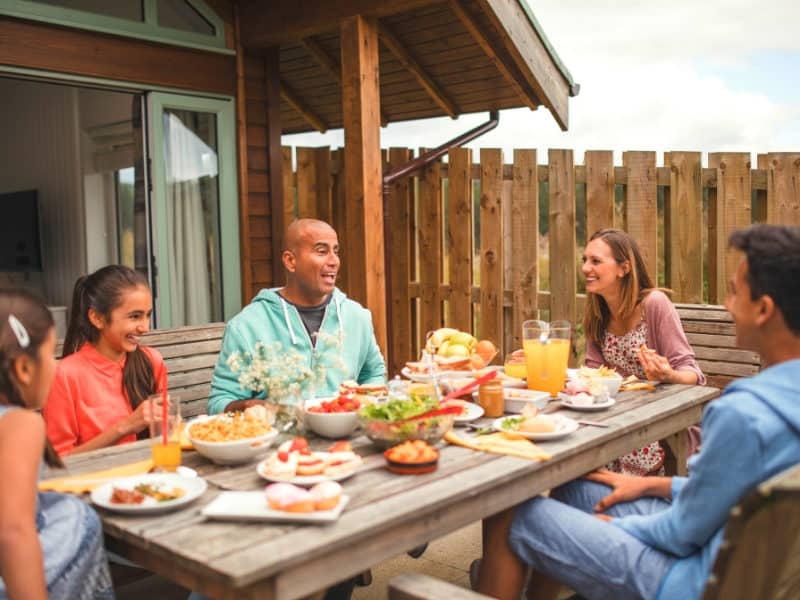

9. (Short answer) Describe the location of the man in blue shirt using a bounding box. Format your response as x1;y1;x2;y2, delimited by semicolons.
477;224;800;600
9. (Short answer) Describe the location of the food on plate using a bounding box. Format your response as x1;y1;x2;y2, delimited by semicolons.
261;438;362;479
338;380;388;398
307;394;362;413
110;482;185;505
440;399;467;416
385;440;438;463
264;482;315;512
474;340;498;364
501;406;557;434
619;374;656;392
563;378;606;403
188;411;272;442
309;480;342;510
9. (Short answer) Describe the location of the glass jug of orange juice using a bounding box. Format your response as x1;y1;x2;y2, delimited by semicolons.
522;320;571;397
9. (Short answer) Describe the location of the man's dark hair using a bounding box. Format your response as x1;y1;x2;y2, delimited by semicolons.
729;224;800;334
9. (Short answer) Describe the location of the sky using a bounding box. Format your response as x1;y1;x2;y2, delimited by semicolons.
282;0;800;164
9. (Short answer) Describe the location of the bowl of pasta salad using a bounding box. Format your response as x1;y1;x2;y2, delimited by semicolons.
186;410;278;465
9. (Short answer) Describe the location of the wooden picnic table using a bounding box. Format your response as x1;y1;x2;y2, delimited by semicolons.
55;383;719;600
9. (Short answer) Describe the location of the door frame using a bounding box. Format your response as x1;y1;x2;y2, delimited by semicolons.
148;91;241;328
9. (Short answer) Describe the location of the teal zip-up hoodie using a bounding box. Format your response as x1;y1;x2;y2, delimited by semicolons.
208;288;386;414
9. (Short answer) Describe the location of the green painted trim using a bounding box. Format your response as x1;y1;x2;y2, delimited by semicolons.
0;65;233;100
1;0;233;55
148;92;241;327
516;0;579;96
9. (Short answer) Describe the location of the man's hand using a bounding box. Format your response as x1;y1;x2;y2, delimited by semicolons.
584;468;651;512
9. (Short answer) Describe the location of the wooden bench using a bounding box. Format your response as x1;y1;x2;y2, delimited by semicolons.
140;323;225;418
676;303;761;390
388;573;491;600
702;463;800;600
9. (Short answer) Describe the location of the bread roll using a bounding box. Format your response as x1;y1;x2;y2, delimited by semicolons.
518;416;556;433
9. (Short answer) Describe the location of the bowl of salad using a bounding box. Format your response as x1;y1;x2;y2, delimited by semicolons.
357;395;455;448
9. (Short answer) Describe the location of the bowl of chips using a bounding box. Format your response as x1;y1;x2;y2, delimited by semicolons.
186;411;278;465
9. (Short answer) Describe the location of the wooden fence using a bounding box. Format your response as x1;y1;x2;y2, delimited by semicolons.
283;147;800;375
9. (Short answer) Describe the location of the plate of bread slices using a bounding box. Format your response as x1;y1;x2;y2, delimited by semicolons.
257;438;363;485
202;481;349;523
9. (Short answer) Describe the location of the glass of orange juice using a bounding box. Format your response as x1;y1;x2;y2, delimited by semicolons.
503;351;528;380
149;394;182;472
522;320;571;397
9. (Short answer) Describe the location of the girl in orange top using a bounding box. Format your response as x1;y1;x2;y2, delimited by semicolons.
43;265;167;456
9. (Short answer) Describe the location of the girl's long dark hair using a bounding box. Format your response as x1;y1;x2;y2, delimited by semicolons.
0;289;63;467
64;266;156;413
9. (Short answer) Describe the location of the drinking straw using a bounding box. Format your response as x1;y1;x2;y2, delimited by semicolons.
161;371;168;445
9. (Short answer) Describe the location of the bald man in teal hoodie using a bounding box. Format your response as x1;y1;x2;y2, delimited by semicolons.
208;219;385;415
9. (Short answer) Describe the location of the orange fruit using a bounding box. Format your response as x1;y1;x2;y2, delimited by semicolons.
474;340;497;364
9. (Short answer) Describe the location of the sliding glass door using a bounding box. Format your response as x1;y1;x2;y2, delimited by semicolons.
148;92;240;328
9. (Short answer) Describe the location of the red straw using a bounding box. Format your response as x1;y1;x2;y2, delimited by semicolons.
161;371;168;445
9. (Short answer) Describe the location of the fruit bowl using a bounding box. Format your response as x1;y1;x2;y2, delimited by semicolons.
303;397;359;439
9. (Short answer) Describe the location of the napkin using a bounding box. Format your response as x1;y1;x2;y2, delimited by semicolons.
39;459;155;494
444;431;551;461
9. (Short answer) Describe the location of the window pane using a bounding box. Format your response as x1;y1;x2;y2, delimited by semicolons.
34;0;144;21
158;0;214;35
163;109;222;325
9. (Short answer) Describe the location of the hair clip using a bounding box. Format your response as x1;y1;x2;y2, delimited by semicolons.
8;315;30;349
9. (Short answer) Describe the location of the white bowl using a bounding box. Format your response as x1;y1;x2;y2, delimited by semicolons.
303;398;359;439
187;415;278;465
595;375;622;397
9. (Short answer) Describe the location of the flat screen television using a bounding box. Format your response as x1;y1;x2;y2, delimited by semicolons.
0;189;43;271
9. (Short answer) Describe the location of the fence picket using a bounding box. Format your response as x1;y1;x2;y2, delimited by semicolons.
418;158;443;340
548;149;577;326
387;148;414;372
666;152;703;302
510;149;538;349
709;153;751;303
446;147;473;333
765;153;800;225
480;149;504;354
585;150;615;237
623;151;658;279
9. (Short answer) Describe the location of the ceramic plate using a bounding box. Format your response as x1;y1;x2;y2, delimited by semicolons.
400;366;466;382
203;492;350;523
492;415;579;441
256;453;360;486
558;393;616;411
91;474;207;515
443;400;484;423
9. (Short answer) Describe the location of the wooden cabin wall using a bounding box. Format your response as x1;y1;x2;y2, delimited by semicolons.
240;52;277;298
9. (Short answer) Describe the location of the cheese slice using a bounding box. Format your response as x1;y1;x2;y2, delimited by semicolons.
444;431;550;461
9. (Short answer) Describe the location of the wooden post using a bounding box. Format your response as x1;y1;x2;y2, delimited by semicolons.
623;151;658;280
340;14;386;355
447;147;474;334
510;149;538;350
480;149;504;351
548;149;576;325
755;154;768;224
709;153;751;303
665;152;703;303
387;148;413;374
295;147;332;222
330;149;349;294
765;153;800;225
584;150;615;238
233;7;252;301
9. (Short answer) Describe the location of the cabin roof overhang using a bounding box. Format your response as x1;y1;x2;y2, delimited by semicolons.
238;0;578;133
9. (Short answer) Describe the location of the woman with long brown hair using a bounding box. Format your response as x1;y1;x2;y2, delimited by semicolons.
43;265;167;456
0;289;113;599
582;228;704;474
